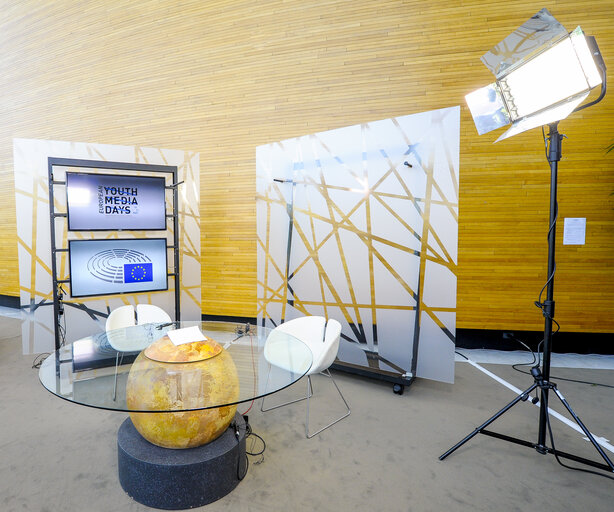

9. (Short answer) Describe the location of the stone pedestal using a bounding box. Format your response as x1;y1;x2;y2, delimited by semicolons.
117;413;246;509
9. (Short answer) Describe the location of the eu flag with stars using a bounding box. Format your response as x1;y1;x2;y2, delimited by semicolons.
124;262;153;283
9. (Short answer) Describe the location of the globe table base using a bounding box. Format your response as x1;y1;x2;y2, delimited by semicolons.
118;413;246;510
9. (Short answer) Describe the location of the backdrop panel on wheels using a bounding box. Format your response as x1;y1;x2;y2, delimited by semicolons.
13;138;201;354
256;106;459;384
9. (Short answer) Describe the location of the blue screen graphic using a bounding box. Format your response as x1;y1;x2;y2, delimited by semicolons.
69;238;168;297
124;262;153;283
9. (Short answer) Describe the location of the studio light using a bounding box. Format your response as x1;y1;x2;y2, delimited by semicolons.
465;8;606;142
440;9;614;476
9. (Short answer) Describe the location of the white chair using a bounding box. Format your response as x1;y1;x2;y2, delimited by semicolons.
136;303;171;325
261;316;350;438
105;305;136;400
105;304;136;333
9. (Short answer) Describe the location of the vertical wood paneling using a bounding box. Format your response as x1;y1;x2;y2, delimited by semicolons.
0;1;612;332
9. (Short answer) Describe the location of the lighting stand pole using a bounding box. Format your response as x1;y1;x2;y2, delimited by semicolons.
535;121;562;453
439;123;614;473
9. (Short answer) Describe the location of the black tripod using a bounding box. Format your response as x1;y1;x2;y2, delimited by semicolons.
440;122;614;474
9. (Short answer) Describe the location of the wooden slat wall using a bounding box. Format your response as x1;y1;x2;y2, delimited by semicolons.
0;1;612;333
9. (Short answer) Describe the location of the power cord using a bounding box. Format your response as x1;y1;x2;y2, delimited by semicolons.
455;350;468;361
57;284;67;347
239;327;257;416
32;353;50;369
231;416;267;481
245;422;266;462
234;323;254;337
508;333;614;389
543;391;614;480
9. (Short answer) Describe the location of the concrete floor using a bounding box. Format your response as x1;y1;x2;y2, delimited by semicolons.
1;313;613;512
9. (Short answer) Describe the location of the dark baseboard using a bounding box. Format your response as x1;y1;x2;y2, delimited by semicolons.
199;317;613;355
0;294;20;309
199;318;614;354
201;314;257;325
456;328;614;355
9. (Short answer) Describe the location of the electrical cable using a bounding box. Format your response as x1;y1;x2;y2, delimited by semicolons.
245;422;266;459
238;324;257;416
233;420;267;481
454;350;469;361
57;283;67;347
32;353;50;369
514;366;614;390
508;335;538;369
508;332;614;388
543;391;614;480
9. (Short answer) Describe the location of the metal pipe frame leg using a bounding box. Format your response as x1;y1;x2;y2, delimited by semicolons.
260;368;314;412
113;352;125;401
306;369;351;439
549;386;614;471
439;382;539;460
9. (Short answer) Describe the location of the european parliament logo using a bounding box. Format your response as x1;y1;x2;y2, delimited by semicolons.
87;248;153;284
124;262;153;283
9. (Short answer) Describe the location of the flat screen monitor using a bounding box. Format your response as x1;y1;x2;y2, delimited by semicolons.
69;238;168;298
66;172;167;231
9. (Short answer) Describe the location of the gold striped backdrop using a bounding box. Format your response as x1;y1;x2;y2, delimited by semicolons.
0;1;612;332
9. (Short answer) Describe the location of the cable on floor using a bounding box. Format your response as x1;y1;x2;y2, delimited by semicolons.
232;417;266;481
32;353;50;369
543;391;614;480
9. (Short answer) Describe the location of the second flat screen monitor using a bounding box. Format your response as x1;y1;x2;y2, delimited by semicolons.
69;238;168;298
66;172;167;231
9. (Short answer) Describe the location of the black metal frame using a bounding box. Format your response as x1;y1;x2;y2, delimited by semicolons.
272;177;420;392
439;122;614;474
48;157;181;350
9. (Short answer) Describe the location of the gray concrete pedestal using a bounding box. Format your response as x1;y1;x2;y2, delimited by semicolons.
117;413;246;509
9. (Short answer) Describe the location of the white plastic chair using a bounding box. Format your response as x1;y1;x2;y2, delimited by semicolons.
261;316;350;438
136;304;171;325
105;305;136;400
105;304;136;333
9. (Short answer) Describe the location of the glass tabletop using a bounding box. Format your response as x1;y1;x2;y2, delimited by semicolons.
39;321;312;413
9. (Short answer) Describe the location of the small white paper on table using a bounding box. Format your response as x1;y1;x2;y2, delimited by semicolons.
563;217;586;245
167;326;207;346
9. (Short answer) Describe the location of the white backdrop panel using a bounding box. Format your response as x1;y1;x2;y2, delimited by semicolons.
257;106;459;383
13;138;201;354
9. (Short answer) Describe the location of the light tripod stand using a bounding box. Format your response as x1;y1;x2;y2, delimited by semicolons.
439;122;614;474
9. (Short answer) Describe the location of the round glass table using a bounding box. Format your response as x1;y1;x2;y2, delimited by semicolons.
38;320;312;509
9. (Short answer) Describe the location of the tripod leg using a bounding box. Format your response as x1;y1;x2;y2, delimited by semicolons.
549;386;614;471
439;383;539;461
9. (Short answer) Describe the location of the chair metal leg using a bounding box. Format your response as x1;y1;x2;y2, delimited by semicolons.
113;352;124;401
305;368;351;438
261;367;350;437
261;368;313;412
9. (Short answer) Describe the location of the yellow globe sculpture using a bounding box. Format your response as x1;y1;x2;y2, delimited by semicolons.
126;336;240;449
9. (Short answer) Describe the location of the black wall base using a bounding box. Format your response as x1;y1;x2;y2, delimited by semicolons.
200;315;614;356
0;294;20;309
117;414;247;510
456;328;613;355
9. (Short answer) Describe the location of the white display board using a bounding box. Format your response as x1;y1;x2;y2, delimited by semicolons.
13;139;201;354
256;107;459;383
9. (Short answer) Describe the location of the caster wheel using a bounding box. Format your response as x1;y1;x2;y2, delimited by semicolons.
393;384;404;395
